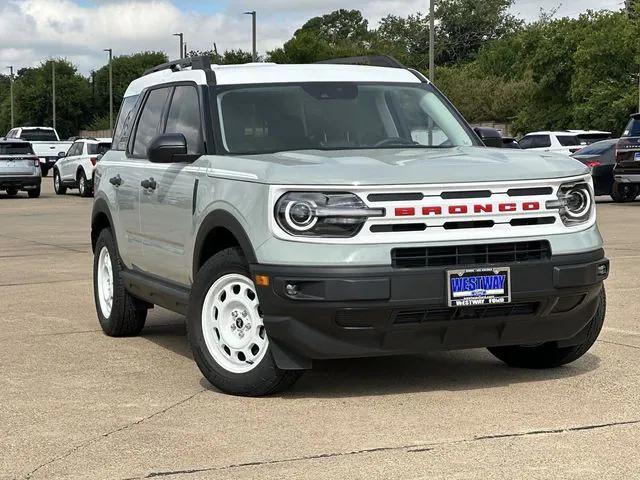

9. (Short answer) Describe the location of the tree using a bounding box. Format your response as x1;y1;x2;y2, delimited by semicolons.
0;60;91;139
374;13;431;69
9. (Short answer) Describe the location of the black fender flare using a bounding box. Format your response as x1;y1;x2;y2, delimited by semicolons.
91;197;116;252
192;210;257;277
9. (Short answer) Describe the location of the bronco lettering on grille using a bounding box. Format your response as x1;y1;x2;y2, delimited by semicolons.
402;202;541;217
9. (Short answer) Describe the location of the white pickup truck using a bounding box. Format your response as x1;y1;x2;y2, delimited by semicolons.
5;127;72;176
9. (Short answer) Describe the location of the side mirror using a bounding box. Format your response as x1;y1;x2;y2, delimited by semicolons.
474;127;503;148
58;151;66;158
147;133;187;163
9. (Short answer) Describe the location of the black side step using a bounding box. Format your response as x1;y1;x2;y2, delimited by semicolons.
120;270;190;315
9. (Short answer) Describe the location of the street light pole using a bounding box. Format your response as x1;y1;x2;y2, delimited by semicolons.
52;61;56;131
184;43;188;59
244;11;257;62
7;66;14;128
104;48;113;134
173;33;184;59
429;0;435;82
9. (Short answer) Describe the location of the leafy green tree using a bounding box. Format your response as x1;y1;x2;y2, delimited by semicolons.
374;13;431;69
0;60;91;138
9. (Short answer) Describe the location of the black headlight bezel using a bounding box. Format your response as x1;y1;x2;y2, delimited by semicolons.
274;191;385;238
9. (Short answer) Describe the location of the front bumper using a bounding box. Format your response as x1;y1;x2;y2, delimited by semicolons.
251;249;609;369
0;175;41;190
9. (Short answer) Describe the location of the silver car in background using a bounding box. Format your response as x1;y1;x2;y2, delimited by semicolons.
0;139;42;198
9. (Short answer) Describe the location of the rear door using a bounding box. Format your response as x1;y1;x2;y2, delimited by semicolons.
138;84;205;285
59;142;82;181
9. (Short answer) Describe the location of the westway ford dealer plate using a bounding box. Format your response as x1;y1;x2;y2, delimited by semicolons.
447;267;511;307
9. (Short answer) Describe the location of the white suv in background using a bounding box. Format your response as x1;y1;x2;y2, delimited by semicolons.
518;131;584;156
53;138;111;197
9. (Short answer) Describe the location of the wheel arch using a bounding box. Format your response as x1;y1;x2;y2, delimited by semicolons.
91;198;116;252
193;210;257;278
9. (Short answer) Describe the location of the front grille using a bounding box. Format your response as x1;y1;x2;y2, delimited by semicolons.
393;302;538;324
391;241;551;269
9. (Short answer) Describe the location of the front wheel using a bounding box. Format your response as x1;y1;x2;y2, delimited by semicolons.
610;182;639;202
78;170;91;197
488;288;606;369
53;169;67;195
187;247;303;396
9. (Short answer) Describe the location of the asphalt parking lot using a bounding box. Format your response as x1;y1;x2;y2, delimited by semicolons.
1;178;639;480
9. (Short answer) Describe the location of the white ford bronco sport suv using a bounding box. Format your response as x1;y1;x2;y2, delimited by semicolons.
91;56;609;396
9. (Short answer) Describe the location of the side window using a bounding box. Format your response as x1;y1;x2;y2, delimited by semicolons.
112;95;140;151
536;135;551;148
165;86;204;154
132;88;171;157
519;136;533;149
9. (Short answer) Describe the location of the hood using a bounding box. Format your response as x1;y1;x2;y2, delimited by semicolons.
215;146;589;186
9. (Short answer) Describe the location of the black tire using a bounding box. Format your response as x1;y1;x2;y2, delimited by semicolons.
78;170;91;197
488;287;606;369
93;228;147;336
27;186;41;198
41;167;49;177
6;188;18;196
610;182;639;202
53;169;67;195
187;247;303;396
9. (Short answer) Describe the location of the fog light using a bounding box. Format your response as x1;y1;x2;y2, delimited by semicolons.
597;264;608;277
285;283;299;296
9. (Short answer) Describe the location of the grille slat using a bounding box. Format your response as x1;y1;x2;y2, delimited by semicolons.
392;241;551;269
392;302;538;324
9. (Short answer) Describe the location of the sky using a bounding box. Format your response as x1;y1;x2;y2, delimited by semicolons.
0;0;624;76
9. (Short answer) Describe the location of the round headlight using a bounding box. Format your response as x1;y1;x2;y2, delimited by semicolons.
564;186;591;219
284;200;317;231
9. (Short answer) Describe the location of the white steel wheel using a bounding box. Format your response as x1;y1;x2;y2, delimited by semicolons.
201;273;268;374
97;246;114;318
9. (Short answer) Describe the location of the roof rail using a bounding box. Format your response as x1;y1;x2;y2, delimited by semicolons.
316;55;406;69
143;56;212;76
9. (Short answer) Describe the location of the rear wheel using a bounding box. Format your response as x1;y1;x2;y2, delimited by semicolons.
78;170;91;197
41;167;49;177
93;228;147;336
53;169;67;195
6;188;18;196
610;182;639;202
27;186;40;198
188;247;303;396
488;288;606;369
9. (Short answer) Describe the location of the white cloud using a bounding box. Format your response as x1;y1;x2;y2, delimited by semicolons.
0;0;624;76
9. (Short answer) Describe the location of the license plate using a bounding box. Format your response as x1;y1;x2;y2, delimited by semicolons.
447;267;511;307
634;152;640;161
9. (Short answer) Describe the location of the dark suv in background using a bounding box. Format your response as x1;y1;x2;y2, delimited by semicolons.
613;114;640;202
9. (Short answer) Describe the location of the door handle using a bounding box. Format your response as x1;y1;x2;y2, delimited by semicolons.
141;177;157;190
109;175;122;187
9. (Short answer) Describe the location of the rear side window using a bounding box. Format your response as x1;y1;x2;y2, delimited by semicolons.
0;143;34;155
132;88;171;157
112;95;140;150
165;86;203;154
556;135;580;147
623;117;640;137
88;143;112;155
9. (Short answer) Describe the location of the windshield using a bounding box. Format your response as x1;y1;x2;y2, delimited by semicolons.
217;83;476;155
0;143;34;155
556;135;581;147
20;129;58;142
623;117;640;137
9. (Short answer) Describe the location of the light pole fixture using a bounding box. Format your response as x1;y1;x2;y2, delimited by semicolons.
243;11;257;62
173;33;184;59
104;48;114;134
7;66;14;128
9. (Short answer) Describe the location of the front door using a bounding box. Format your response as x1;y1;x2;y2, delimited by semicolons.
138;85;205;285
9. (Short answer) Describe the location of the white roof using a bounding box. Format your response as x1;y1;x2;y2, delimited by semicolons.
124;63;421;98
567;129;611;135
524;131;581;136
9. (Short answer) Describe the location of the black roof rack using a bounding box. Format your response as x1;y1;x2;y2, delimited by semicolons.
316;55;406;69
143;56;212;76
